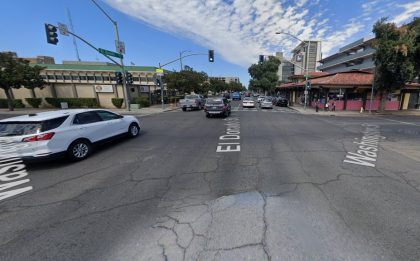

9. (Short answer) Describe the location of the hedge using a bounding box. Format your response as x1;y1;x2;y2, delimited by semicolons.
45;98;99;108
0;99;25;108
25;98;42;108
132;96;150;107
112;98;124;108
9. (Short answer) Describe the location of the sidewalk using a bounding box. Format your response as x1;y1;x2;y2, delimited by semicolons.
0;104;180;116
290;104;420;116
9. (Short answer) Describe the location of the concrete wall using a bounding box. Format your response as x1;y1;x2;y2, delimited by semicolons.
55;84;74;98
75;85;95;98
98;93;116;108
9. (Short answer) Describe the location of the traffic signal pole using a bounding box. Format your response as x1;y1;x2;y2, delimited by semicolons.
91;0;130;111
114;23;130;111
157;51;213;110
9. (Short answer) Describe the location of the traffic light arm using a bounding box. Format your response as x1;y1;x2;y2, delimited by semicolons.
159;53;208;68
58;26;122;68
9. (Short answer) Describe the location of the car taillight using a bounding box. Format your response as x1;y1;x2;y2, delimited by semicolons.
22;132;55;142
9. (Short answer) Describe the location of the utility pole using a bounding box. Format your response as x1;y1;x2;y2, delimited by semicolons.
67;8;81;61
179;50;190;71
91;0;130;111
276;32;310;110
304;41;310;110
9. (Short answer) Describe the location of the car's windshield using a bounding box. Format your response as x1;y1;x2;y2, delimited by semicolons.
0;116;68;137
244;97;252;100
0;122;42;137
185;95;198;99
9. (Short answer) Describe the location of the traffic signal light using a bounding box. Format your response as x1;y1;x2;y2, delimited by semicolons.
155;78;161;87
45;24;58;45
115;72;123;84
306;80;311;90
208;50;214;62
259;55;264;63
125;72;133;84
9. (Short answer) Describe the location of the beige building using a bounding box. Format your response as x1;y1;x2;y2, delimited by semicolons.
0;61;163;109
292;40;322;75
210;76;240;84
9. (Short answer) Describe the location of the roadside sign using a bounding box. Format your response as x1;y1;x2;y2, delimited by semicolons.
115;40;125;54
98;48;123;59
155;68;164;76
57;23;69;36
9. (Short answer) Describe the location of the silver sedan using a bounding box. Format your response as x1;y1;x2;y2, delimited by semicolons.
260;98;273;109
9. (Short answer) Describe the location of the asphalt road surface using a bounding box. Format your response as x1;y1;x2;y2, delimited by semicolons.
1;101;420;260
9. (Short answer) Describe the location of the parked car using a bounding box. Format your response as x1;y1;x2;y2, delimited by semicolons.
0;109;140;161
204;98;231;118
242;97;255;108
179;94;205;111
275;97;289;107
232;92;241;100
257;96;265;103
260;98;273;109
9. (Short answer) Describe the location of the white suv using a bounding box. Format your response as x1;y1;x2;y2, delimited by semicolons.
0;109;140;161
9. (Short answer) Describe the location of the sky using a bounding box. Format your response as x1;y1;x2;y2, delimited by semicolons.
0;0;418;86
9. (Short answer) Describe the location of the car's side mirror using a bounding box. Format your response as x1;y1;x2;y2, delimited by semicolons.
118;115;124;119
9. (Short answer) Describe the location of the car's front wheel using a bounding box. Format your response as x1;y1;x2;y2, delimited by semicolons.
128;123;140;137
67;139;91;161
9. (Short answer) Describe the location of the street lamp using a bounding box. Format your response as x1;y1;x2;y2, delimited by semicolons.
179;50;191;71
276;31;310;109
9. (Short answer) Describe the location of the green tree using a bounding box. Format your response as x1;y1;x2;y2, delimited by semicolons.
0;52;45;111
227;81;245;92
408;17;420;79
372;17;418;110
209;79;228;94
248;56;280;94
164;70;208;95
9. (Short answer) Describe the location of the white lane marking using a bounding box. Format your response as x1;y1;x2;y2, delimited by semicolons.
381;118;419;126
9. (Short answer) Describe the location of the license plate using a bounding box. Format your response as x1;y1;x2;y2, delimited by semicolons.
212;106;217;109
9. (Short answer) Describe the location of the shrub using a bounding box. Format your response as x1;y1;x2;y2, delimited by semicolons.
0;99;25;108
132;96;150;107
112;98;124;108
25;98;42;108
45;98;99;108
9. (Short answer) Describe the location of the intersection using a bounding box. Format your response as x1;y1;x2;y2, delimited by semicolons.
0;101;419;260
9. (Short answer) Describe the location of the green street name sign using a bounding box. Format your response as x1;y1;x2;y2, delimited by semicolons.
98;48;123;59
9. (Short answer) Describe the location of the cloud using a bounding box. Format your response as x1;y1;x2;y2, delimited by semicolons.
104;0;371;67
392;1;420;25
